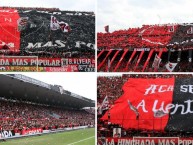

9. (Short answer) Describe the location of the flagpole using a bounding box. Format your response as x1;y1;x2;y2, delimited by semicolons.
108;109;110;122
121;113;124;129
138;118;139;136
153;116;154;135
188;49;192;71
161;117;162;131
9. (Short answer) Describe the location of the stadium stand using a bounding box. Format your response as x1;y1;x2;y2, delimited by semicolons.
0;74;95;139
0;7;95;56
0;99;94;132
0;7;95;71
97;24;193;72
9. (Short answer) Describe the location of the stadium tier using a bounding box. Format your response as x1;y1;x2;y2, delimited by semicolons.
97;24;193;72
97;74;193;144
0;74;95;140
0;7;95;72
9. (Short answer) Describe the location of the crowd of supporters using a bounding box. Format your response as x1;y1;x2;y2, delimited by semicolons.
97;74;193;139
0;99;94;133
1;6;60;11
98;74;193;105
98;25;176;50
0;7;95;59
97;23;193;72
1;7;94;14
98;24;193;50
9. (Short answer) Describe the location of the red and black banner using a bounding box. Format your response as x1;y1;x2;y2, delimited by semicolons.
165;78;193;132
0;7;95;53
0;57;61;67
22;128;43;135
61;58;95;72
0;57;95;71
0;8;20;52
0;130;14;139
101;78;193;131
102;137;193;145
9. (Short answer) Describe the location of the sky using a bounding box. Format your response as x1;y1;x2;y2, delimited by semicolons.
98;0;193;32
6;73;96;101
0;0;95;12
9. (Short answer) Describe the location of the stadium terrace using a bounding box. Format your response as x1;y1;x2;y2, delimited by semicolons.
0;6;95;72
0;74;95;141
97;74;193;145
97;23;193;72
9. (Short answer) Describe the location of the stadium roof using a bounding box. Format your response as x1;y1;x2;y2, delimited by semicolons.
0;74;95;109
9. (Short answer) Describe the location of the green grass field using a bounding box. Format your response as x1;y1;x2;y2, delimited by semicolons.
1;128;95;145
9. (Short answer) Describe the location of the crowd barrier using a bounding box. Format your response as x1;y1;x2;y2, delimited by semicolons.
98;137;193;145
0;125;93;140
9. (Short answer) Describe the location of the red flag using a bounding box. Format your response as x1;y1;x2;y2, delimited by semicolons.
104;25;109;33
101;78;174;130
0;8;20;52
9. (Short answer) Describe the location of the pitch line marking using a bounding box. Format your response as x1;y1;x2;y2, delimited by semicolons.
66;136;94;145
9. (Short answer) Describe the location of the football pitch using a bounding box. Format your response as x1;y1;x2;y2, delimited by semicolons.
1;128;95;145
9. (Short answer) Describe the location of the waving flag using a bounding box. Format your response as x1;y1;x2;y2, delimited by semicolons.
98;96;109;114
17;17;29;31
128;100;139;120
101;78;174;131
50;15;60;30
104;25;109;33
165;62;177;72
152;54;161;69
58;21;70;33
50;16;70;33
187;27;193;34
101;96;109;111
101;77;193;132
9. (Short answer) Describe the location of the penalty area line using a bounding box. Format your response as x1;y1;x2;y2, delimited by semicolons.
66;136;94;145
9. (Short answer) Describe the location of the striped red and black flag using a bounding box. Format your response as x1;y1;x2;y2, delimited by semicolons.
0;7;72;53
101;78;193;132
